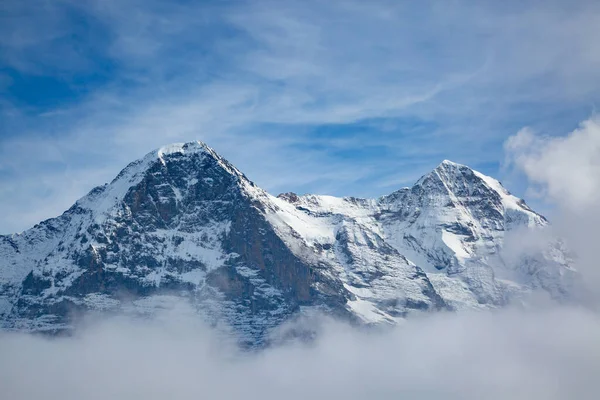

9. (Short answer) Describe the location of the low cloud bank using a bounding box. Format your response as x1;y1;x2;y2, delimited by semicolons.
1;306;599;400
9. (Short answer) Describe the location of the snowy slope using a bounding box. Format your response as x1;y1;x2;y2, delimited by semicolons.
0;142;578;344
273;160;576;311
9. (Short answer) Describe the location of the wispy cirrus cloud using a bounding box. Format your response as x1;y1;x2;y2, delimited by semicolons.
2;0;600;233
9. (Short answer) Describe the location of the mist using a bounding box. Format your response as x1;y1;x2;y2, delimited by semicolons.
1;305;599;400
505;117;600;304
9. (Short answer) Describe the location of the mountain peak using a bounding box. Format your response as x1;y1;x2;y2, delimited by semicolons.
411;160;476;188
402;159;543;222
414;159;474;187
156;141;212;162
155;141;250;185
74;140;256;217
154;140;236;164
439;159;464;167
435;159;472;174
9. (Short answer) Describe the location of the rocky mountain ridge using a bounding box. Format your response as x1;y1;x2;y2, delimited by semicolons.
0;141;577;345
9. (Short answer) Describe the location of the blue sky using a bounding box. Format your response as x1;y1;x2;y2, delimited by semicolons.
1;0;600;233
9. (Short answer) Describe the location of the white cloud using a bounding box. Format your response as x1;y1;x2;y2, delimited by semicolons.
1;306;599;399
505;118;600;210
504;117;600;304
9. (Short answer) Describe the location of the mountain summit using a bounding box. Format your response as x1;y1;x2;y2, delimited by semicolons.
0;142;576;345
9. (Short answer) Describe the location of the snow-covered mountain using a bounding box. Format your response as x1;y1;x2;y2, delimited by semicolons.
0;142;577;345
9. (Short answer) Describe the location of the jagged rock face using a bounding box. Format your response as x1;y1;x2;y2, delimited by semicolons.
375;161;571;307
0;143;577;345
0;143;353;344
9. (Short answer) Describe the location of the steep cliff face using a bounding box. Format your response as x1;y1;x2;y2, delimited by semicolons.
0;142;577;345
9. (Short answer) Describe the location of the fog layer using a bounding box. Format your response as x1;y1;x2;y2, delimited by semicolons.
1;306;599;400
